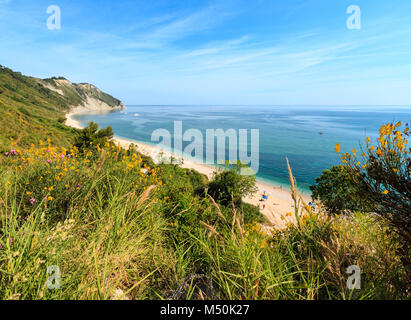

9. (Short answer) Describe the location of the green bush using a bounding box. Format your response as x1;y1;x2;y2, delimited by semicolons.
73;122;113;154
208;165;257;207
310;166;372;214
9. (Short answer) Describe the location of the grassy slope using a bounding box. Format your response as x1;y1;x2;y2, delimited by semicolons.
0;66;123;152
0;66;77;151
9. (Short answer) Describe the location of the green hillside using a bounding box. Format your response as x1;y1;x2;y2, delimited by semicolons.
0;66;123;152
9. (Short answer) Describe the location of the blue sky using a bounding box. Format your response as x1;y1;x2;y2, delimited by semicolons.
1;0;411;105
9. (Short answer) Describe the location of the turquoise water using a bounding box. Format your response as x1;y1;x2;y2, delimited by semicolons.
73;105;411;192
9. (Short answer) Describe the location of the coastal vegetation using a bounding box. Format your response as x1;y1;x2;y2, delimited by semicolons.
310;165;371;214
208;164;257;206
0;66;409;300
1;128;408;300
335;122;410;284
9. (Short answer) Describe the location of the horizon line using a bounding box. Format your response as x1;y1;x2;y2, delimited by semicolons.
123;104;411;107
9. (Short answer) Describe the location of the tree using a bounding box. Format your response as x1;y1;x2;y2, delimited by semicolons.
73;122;113;153
310;165;371;214
208;164;257;207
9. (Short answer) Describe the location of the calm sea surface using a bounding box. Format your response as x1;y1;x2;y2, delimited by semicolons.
73;105;411;192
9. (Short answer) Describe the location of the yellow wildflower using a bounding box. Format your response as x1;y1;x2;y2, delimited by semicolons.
335;143;341;153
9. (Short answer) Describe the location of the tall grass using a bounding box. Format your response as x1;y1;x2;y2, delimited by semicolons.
0;142;180;299
190;160;407;300
0;140;407;300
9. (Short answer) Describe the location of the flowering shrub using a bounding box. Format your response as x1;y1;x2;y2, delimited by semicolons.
336;121;410;281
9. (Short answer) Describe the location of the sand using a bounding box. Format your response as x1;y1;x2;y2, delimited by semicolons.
65;109;311;227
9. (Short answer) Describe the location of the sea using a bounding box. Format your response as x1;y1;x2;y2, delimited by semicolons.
73;105;411;193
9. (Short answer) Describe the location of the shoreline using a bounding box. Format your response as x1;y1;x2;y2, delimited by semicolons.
65;108;311;227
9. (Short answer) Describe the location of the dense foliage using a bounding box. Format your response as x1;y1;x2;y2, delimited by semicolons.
310;165;372;214
73;121;114;154
208;164;257;207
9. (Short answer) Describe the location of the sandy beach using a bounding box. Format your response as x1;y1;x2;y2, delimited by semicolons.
65;109;311;227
